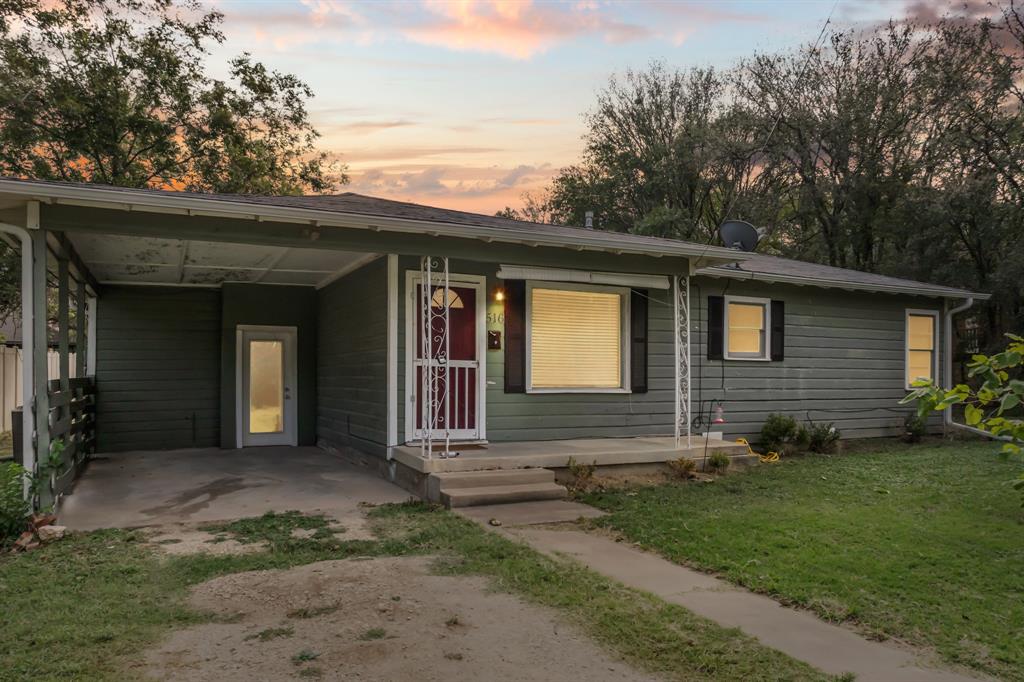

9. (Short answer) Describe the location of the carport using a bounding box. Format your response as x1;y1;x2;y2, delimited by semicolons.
59;446;407;530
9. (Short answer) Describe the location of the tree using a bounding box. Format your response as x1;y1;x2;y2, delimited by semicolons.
546;63;784;242
495;190;554;223
0;0;344;329
0;0;343;194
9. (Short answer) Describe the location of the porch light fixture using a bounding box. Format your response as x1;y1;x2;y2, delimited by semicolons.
494;288;505;302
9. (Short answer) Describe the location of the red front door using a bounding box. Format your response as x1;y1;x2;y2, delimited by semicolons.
414;283;479;439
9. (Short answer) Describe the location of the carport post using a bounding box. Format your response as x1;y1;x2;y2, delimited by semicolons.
58;248;70;388
29;220;51;509
75;277;87;377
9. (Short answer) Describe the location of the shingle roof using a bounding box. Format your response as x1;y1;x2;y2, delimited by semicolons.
0;177;988;299
699;252;986;299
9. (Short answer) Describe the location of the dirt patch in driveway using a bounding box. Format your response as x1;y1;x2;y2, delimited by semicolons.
138;556;657;681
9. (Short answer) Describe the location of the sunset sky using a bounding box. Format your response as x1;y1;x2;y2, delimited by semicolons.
207;0;964;214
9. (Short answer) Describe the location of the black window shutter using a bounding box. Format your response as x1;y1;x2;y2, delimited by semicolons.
630;289;648;393
770;300;785;361
707;296;724;360
504;280;526;393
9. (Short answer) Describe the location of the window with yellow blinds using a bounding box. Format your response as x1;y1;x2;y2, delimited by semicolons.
723;296;770;360
528;286;626;390
906;311;937;388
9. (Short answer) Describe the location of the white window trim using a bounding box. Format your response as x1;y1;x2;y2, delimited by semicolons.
905;308;939;390
403;270;488;444
525;280;631;394
723;295;771;362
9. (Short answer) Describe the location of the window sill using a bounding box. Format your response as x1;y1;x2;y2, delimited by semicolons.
723;355;771;362
526;387;632;394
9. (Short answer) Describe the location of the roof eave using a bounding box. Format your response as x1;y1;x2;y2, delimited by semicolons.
0;179;748;267
699;265;990;301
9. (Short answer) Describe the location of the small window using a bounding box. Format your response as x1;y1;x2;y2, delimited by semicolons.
906;311;937;388
527;284;628;391
724;296;770;360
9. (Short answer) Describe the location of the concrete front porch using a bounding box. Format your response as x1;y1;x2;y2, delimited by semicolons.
59;446;409;530
392;436;752;474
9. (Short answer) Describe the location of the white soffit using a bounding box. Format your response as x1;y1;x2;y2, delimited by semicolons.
68;233;375;288
496;265;670;290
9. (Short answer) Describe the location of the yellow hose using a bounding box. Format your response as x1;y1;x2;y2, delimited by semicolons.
736;437;781;463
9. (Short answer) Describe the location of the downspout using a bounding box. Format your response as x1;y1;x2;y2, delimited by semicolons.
944;296;1017;443
0;221;36;497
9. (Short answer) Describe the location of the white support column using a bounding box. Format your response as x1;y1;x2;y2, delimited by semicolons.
75;277;87;377
57;251;70;390
673;275;691;449
0;213;38;500
30;222;51;508
386;254;398;456
86;296;97;377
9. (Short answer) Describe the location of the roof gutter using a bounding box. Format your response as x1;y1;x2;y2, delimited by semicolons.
0;179;748;266
701;265;988;301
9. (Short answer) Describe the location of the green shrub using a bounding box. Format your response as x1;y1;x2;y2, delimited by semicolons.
707;452;731;473
903;414;927;443
667;457;698;480
807;422;841;453
760;414;800;452
1;461;30;544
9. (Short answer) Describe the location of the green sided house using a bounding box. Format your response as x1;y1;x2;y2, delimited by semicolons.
0;178;988;508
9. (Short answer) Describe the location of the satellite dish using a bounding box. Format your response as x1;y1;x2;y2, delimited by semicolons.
719;220;759;252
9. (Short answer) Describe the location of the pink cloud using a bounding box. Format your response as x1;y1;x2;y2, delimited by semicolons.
403;0;653;59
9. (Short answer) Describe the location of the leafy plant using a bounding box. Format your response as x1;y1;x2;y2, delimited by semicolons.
902;334;1024;502
903;414;928;443
707;452;731;474
806;422;841;454
0;461;30;544
760;414;800;453
667;457;698;480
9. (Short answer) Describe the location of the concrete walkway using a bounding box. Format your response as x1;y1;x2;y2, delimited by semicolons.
506;526;981;682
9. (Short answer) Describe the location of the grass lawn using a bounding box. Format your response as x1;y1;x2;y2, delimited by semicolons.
580;440;1024;681
0;505;837;682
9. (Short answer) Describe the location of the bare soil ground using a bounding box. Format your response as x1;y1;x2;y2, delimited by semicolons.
137;555;658;682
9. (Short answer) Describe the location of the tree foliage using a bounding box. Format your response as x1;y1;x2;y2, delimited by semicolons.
544;6;1024;347
0;0;342;194
902;335;1024;502
0;0;344;329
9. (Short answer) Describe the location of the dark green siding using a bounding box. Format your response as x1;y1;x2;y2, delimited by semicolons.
396;259;945;443
396;257;676;442
690;278;943;440
95;286;221;451
317;258;388;455
220;284;318;448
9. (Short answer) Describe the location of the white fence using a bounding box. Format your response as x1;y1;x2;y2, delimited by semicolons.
0;346;76;432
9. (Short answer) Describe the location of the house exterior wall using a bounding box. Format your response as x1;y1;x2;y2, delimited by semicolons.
316;258;389;456
395;259;945;446
396;257;677;443
690;277;944;440
219;283;318;448
95;286;221;452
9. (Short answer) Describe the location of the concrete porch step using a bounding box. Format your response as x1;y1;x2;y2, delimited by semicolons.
441;481;568;509
432;468;553;489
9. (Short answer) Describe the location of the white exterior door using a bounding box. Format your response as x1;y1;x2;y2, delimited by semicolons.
237;326;297;447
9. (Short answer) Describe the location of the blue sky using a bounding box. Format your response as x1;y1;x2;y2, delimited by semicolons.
206;0;957;212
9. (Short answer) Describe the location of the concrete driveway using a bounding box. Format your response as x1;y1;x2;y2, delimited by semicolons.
59;446;410;530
